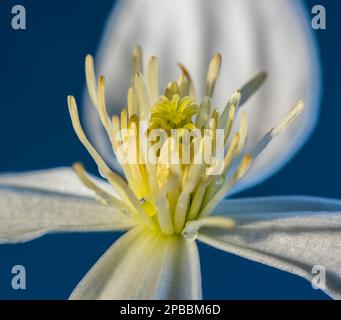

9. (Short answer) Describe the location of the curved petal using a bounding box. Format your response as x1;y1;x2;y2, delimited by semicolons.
70;226;202;299
0;168;135;243
0;167;115;198
198;197;341;299
209;196;341;216
83;0;321;191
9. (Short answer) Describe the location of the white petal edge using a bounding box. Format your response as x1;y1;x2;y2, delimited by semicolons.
83;0;321;192
0;169;135;243
70;226;202;300
0;167;116;198
198;197;341;299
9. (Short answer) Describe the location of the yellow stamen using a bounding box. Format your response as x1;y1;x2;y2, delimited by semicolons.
224;104;236;143
67;95;156;230
205;53;222;97
220;90;240;142
196;97;211;129
178;63;196;101
187;179;211;221
236;112;248;153
131;45;143;85
85;54;98;108
121;108;128;127
224;133;241;173
149;95;198;135
200;132;241;210
135;72;150;121
174;139;206;233
251;100;305;159
127;87;138;116
69;47;304;238
271;99;305;137
182;216;236;240
72;162;131;214
199;154;253;218
165;81;179;100
97;76;112;133
147;56;160;105
155;174;178;235
178;74;190;98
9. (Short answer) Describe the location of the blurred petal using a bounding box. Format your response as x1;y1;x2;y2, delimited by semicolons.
0;168;135;243
83;0;321;190
198;197;341;299
70;227;201;300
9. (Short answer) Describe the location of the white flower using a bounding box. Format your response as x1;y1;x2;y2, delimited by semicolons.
0;47;340;301
84;0;321;193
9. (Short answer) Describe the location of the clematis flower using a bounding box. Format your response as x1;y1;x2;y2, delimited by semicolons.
1;48;341;300
84;0;321;192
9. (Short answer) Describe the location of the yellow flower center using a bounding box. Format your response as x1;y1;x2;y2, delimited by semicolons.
67;46;304;239
149;95;198;134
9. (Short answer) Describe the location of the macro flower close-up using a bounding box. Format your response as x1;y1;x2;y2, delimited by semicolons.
1;0;341;302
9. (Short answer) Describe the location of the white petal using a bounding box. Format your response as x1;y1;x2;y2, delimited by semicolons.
83;0;320;191
0;169;135;243
70;227;202;300
198;197;341;299
0;167;115;198
210;196;341;215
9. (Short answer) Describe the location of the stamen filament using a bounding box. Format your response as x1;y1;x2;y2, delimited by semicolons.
174;139;206;233
72;162;131;214
199;154;253;218
251;100;305;159
187;179;211;221
127;87;138;116
196;97;211;129
178;74;190;97
67;95;156;230
155;174;177;235
131;45;143;85
135;72;150;121
70;48;304;237
236;112;248;153
147;56;160;105
178;63;196;101
201;133;241;210
182;216;236;240
85;54;98;108
165;81;179;100
205;53;222;97
271;99;305;137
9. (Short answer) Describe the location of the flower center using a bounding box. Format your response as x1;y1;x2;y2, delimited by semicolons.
149;95;198;134
68;46;304;238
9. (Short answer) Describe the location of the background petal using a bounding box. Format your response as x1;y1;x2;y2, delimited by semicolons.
198;197;341;299
70;226;202;299
83;0;321;191
0;168;135;243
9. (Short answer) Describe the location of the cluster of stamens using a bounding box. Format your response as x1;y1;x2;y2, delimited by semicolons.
67;46;304;238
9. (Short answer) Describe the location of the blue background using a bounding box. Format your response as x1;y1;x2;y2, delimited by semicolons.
0;0;339;299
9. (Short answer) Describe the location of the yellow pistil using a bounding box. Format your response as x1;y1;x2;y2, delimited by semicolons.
67;46;304;237
149;95;198;135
